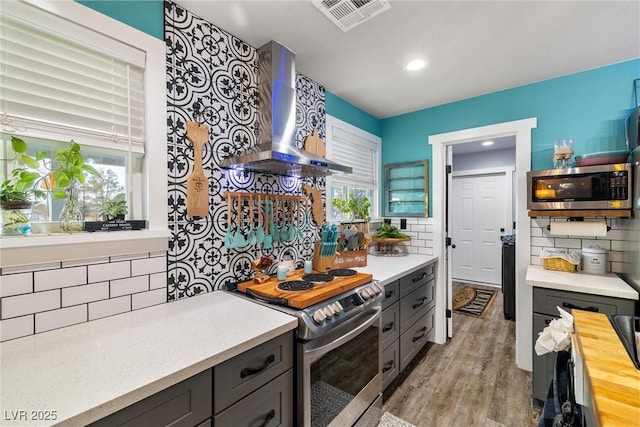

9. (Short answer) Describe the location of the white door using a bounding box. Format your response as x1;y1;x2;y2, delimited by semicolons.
451;173;507;285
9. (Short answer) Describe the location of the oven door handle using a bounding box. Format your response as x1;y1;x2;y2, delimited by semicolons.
303;307;380;361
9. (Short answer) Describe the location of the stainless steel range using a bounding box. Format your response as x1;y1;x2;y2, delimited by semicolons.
236;270;384;427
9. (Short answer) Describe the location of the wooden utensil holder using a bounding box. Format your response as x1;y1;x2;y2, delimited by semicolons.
312;241;335;272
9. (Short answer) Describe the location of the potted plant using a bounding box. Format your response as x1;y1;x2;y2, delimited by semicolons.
100;199;128;221
0;137;47;235
332;195;371;222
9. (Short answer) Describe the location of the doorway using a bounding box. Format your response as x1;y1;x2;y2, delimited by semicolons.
429;117;536;371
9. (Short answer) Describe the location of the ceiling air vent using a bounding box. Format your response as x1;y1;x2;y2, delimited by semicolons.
313;0;391;32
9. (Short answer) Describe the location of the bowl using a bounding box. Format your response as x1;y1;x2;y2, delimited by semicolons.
575;150;630;167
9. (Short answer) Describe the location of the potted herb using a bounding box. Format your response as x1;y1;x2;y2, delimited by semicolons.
100;199;128;221
332;195;371;222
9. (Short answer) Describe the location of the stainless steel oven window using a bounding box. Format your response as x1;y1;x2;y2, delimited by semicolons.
300;307;381;427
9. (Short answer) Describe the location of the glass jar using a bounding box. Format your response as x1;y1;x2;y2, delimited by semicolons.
0;201;32;236
59;179;83;232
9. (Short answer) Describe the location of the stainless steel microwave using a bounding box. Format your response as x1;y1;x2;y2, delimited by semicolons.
527;163;632;210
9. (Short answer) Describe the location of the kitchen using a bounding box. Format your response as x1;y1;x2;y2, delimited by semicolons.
1;1;639;426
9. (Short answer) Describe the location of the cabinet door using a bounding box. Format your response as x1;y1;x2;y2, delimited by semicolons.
214;370;293;427
214;332;293;413
382;280;399;309
533;287;635;317
89;370;212;427
399;308;434;371
381;302;399;349
385;160;429;217
399;280;434;334
399;264;434;298
381;340;400;391
532;313;558;403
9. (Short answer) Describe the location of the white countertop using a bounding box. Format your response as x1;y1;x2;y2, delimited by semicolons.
354;253;438;285
0;291;297;426
525;265;639;300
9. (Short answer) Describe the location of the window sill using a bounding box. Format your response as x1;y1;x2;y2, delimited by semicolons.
0;229;170;269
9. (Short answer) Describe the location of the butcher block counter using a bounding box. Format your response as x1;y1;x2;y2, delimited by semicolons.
573;310;640;427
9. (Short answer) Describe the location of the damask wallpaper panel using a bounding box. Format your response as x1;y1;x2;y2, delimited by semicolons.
165;1;327;300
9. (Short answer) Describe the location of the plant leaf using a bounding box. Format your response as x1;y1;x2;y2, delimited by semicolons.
21;155;39;169
11;137;27;153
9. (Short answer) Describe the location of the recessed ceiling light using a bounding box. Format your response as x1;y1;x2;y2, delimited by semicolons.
405;58;427;71
482;140;494;146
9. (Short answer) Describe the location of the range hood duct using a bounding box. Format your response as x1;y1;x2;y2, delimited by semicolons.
220;40;352;177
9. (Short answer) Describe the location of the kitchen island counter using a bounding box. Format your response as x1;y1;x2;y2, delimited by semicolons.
354;253;438;285
0;291;297;426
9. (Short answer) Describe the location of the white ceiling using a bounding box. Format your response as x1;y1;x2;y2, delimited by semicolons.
173;1;640;119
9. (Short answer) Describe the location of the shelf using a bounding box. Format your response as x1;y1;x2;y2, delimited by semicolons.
528;210;632;218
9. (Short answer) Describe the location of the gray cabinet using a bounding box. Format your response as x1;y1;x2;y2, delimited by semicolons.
532;287;635;403
380;262;436;390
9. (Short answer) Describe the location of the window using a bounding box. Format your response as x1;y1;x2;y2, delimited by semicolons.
0;0;167;267
384;160;428;217
325;115;381;222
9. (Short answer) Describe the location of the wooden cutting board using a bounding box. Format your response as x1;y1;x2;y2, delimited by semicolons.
237;270;373;309
186;121;209;217
303;128;326;158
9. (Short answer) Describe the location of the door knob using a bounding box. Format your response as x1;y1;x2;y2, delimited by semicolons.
452;244;456;249
500;228;505;232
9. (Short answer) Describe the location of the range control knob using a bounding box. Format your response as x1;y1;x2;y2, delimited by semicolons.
312;309;327;324
324;305;335;318
332;302;343;313
373;284;382;294
361;288;371;299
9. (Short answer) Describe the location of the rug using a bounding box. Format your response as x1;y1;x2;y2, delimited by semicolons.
452;285;496;318
378;412;416;427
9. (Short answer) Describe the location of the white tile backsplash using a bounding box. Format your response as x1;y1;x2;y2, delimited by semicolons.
34;266;87;292
0;315;34;341
150;272;167;290
62;282;109;307
35;305;87;333
1;262;61;275
2;290;60;319
0;273;32;297
89;295;131;321
88;261;131;283
131;256;166;276
110;275;149;297
132;288;166;310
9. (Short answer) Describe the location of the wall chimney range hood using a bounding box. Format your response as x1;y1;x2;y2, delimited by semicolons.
220;41;352;177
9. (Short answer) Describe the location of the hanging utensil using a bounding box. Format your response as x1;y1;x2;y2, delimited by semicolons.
256;195;265;244
272;196;280;242
263;197;273;250
232;194;247;248
185;121;209;217
295;198;303;240
281;199;292;241
224;194;235;249
247;195;257;246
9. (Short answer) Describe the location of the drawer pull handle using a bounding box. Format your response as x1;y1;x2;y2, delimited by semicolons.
412;327;428;342
259;409;275;427
382;361;394;373
412;273;427;283
413;297;427;309
240;354;275;378
545;319;552;325
385;289;395;298
561;302;599;313
383;322;394;332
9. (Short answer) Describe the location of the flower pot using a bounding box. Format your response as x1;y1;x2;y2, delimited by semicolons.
1;201;33;236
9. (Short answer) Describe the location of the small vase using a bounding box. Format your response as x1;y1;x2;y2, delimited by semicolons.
59;180;83;232
1;201;32;236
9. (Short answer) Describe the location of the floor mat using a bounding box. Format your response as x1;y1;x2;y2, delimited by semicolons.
452;285;496;318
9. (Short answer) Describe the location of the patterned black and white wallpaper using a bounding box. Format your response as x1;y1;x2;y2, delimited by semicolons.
165;1;326;300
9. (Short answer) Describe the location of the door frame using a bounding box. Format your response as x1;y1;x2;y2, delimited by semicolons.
428;117;536;371
451;166;514;285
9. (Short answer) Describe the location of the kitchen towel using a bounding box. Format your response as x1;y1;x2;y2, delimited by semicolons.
549;221;607;237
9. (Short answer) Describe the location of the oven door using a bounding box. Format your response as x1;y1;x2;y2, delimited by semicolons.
299;306;381;427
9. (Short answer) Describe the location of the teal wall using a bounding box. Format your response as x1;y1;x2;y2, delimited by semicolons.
325;92;382;137
77;0;164;40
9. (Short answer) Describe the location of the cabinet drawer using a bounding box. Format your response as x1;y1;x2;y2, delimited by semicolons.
399;264;435;297
381;302;400;349
399;279;435;334
381;340;399;391
214;332;293;413
399;308;434;371
383;280;399;309
89;370;212;427
214;369;293;427
533;287;635;317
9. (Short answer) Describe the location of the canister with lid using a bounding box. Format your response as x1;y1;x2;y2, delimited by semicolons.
581;245;608;275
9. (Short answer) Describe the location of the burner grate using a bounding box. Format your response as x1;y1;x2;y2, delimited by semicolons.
301;274;334;283
277;280;314;292
327;269;358;277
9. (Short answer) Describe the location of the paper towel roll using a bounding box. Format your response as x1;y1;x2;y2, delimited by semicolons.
549;221;608;237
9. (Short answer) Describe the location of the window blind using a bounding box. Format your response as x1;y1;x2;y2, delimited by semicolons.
0;11;145;153
331;128;376;188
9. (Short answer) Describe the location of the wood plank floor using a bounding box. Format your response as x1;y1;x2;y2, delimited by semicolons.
382;283;541;427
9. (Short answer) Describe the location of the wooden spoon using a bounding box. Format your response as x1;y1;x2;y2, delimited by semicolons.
186;121;209;217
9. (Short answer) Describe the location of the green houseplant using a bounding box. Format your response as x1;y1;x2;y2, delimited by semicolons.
100;199;128;221
332;195;371;222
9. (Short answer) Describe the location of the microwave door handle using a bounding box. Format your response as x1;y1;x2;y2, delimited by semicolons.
303;307;381;361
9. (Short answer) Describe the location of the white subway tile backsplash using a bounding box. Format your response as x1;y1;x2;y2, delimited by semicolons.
132;256;167;276
582;239;610;250
610;240;629;251
410;224;426;233
62;282;109;307
554;238;582;249
149;272;167;290
418;247;433;256
35;305;87;333
110;275;149;297
531;218;550;228
418;232;433;240
531;227;542;237
150;250;168;258
34;266;87;292
132;288;166;310
88;261;130;283
531;237;555;247
0;273;32;297
1;290;60;319
604;229;627;241
0;315;34;341
89;295;131;321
